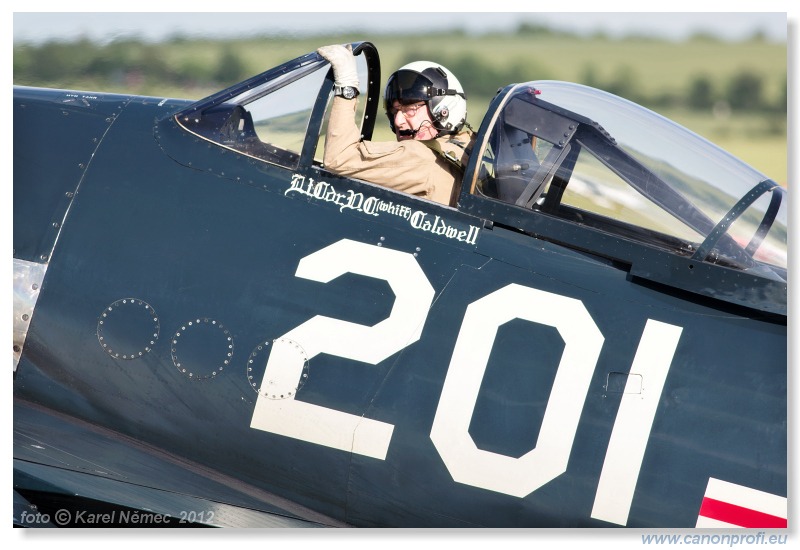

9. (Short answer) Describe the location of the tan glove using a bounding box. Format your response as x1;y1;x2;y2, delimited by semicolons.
317;44;359;88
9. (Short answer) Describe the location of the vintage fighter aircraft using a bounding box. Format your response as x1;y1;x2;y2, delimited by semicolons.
13;41;787;528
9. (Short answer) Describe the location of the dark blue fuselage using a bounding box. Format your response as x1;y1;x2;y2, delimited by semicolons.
13;85;787;528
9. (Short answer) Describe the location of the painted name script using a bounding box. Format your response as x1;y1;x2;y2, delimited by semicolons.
286;174;479;245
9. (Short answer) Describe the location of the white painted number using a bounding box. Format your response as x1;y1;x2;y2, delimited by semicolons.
591;320;683;525
250;239;434;459
249;239;682;523
430;284;604;497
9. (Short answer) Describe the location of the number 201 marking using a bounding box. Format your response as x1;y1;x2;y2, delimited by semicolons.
250;239;682;525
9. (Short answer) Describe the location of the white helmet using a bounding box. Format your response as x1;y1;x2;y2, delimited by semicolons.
384;61;467;136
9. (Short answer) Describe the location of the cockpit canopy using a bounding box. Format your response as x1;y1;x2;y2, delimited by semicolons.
169;42;786;286
470;81;786;277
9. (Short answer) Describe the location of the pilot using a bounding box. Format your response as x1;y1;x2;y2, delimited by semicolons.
317;44;474;206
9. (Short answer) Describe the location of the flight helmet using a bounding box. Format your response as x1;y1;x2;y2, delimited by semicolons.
384;61;467;136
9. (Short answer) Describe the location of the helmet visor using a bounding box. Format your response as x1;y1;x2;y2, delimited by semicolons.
386;69;436;102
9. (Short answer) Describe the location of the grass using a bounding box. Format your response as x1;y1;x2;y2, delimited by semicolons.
664;109;787;185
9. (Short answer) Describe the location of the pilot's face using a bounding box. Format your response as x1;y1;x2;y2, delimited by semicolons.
391;100;438;141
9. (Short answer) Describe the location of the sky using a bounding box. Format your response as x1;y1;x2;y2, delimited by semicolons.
11;9;791;45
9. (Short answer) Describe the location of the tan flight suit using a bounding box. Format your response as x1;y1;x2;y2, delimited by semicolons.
323;96;473;206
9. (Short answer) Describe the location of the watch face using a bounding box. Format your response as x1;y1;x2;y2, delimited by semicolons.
343;87;356;99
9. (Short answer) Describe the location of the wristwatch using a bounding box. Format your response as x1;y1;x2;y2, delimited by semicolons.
334;85;359;99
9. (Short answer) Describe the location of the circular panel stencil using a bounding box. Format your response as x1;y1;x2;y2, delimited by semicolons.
97;298;160;360
171;318;233;380
246;338;309;399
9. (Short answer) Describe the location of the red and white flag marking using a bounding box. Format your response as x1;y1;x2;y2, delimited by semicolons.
696;478;787;528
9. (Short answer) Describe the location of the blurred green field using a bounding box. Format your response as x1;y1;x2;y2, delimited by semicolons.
141;32;786;96
14;30;787;184
664;109;787;185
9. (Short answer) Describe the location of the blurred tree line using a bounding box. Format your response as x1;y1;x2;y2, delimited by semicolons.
398;50;787;115
13;27;787;125
13;38;248;91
